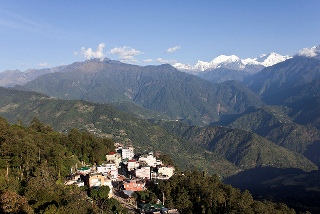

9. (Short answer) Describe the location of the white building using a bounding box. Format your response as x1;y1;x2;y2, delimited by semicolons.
158;166;175;179
121;147;134;160
97;163;118;179
127;160;140;171
139;152;162;167
136;166;151;179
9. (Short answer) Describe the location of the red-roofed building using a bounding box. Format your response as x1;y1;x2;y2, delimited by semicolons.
106;152;121;167
123;180;145;191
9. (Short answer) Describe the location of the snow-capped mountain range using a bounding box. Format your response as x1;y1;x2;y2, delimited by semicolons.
173;52;292;73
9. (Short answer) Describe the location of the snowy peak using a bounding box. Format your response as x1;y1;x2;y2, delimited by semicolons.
211;54;240;64
193;55;243;71
174;52;291;72
243;52;292;67
260;52;292;66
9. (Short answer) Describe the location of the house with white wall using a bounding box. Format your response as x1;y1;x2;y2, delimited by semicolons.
121;147;134;160
138;152;162;167
136;166;151;179
97;163;118;180
127;160;140;171
158;166;175;179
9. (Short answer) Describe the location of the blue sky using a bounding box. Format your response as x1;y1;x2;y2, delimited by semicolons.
0;0;319;71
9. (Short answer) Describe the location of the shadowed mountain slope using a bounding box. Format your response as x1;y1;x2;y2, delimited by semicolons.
155;120;317;172
245;56;320;103
225;167;320;213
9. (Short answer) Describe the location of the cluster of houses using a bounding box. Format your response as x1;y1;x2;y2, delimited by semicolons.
65;145;175;200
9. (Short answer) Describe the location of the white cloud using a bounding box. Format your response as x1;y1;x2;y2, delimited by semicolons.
156;58;177;64
110;46;143;60
143;59;154;63
298;47;318;57
80;43;105;60
166;46;181;53
38;62;48;67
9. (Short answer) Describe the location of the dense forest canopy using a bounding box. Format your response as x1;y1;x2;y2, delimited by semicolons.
148;170;297;214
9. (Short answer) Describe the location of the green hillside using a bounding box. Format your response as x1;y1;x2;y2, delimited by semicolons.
227;106;292;132
225;105;320;166
0;87;239;177
110;101;170;120
155;121;317;171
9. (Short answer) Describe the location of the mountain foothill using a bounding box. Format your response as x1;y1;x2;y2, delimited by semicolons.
1;46;320;212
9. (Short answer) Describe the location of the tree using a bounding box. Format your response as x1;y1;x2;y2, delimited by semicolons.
174;187;193;212
97;186;110;201
105;198;128;214
0;190;34;214
29;117;52;134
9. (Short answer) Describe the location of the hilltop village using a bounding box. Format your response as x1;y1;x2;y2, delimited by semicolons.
65;143;177;213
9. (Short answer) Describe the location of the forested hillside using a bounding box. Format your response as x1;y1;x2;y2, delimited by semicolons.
155;120;317;172
0;116;128;213
225;105;320;167
148;170;297;214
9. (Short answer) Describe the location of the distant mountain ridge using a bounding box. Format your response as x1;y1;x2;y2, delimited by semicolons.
0;65;67;87
0;51;291;87
1;45;319;127
15;58;264;126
